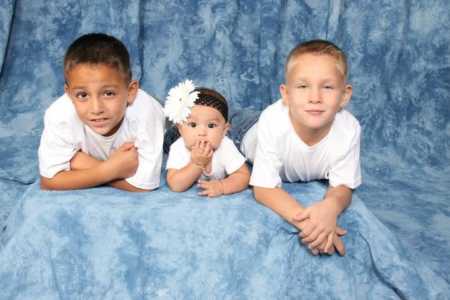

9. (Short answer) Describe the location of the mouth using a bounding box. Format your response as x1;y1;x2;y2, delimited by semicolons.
90;118;109;127
305;110;324;116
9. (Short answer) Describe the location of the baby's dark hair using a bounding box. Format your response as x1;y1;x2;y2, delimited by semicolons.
194;87;228;122
64;33;132;82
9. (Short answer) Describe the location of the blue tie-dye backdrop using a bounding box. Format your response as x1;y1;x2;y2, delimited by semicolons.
0;0;449;298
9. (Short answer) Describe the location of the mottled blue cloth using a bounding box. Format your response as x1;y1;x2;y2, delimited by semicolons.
0;0;449;299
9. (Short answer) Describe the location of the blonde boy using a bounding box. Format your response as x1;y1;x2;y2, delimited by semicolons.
38;33;164;192
242;40;361;255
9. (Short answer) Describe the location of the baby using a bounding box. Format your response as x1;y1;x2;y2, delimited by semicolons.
164;80;250;197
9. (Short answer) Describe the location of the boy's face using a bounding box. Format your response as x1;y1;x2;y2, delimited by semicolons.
177;105;229;150
64;63;138;136
280;53;352;141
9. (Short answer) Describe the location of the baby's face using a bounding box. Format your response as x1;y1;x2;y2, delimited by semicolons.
64;63;138;136
281;53;352;141
178;105;229;150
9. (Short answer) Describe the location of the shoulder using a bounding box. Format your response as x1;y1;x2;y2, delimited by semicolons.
218;136;239;151
169;137;187;152
126;89;164;120
331;110;361;143
44;94;79;125
258;99;290;137
259;99;285;121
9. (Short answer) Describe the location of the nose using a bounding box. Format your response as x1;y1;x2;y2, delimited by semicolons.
90;96;104;115
308;87;322;104
197;125;207;136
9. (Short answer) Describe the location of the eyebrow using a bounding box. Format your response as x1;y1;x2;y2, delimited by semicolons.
67;84;121;90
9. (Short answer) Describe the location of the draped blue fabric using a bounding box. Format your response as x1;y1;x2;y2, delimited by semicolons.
0;1;449;298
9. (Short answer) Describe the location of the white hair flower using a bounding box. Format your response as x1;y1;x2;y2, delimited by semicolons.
164;80;199;124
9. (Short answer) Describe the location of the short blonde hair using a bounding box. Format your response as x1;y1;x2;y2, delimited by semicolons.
285;39;348;79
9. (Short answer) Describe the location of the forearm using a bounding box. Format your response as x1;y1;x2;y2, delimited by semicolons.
109;179;151;192
166;162;203;192
70;151;101;170
253;186;305;225
40;162;116;190
221;164;250;195
323;185;353;215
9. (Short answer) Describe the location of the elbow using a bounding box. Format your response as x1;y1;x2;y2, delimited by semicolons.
252;186;264;203
168;184;188;193
39;177;59;191
166;179;189;193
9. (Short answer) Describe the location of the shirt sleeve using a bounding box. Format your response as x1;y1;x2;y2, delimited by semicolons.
125;96;165;190
221;137;246;175
165;138;190;170
38;109;80;178
249;111;283;188
328;122;362;189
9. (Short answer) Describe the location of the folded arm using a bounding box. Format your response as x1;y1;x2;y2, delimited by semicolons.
41;144;148;192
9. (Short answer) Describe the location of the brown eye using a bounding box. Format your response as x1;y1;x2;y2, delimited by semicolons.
104;90;116;97
75;92;88;99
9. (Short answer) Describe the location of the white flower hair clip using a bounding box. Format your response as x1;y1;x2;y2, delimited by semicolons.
164;79;199;124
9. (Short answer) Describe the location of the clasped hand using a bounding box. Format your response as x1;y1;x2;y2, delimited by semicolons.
292;199;346;256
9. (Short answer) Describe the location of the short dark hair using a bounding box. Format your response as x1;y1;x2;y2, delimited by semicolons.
285;39;348;78
194;87;228;121
64;33;132;82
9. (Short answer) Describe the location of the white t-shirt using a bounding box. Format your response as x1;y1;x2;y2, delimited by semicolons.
243;99;361;189
38;89;165;190
166;136;246;181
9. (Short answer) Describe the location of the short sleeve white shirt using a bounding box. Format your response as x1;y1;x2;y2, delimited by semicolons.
38;89;165;190
244;99;361;189
166;136;246;181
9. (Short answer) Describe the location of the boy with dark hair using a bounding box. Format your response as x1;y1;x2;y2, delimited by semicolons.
39;33;164;192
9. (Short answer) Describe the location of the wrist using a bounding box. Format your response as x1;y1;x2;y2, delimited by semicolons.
322;197;341;216
98;160;118;182
219;180;225;195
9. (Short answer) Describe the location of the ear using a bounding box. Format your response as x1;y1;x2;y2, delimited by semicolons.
223;122;230;137
64;82;69;95
339;84;352;108
280;83;289;106
176;123;184;135
127;80;139;105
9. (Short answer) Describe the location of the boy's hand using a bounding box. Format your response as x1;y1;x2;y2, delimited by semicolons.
197;179;224;197
191;140;213;169
107;142;139;179
293;199;340;248
314;227;347;256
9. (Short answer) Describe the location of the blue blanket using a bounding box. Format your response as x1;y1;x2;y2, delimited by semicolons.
1;181;447;299
1;0;449;299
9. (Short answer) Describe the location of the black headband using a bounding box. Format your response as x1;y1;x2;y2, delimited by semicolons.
194;89;228;121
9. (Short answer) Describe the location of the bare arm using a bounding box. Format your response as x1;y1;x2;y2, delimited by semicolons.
41;144;145;192
69;151;150;192
221;163;250;194
197;163;250;197
40;162;120;190
253;186;305;224
166;162;203;192
323;184;353;215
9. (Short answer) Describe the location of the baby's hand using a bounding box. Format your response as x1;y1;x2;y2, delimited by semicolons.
191;140;213;169
293;199;340;247
197;179;224;197
107;142;139;179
